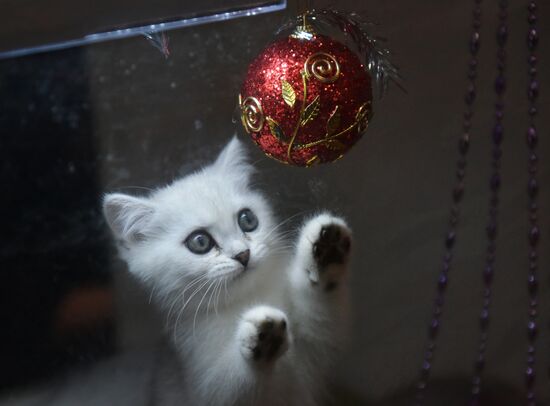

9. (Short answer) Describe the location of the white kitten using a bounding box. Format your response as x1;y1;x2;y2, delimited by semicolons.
103;137;353;406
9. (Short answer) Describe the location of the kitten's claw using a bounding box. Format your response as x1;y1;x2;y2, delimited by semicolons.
238;306;290;365
299;213;352;291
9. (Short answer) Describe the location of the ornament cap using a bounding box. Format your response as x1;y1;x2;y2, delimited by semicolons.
290;13;317;40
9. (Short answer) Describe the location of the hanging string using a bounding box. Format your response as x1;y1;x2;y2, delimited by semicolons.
524;1;540;404
412;1;483;404
296;0;312;15
469;1;508;403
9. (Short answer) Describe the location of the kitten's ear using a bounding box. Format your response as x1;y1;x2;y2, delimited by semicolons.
213;136;253;178
103;193;155;242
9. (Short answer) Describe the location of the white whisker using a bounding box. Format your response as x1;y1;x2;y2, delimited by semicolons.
206;278;221;319
193;280;216;337
173;279;209;341
264;211;307;241
148;281;157;305
166;274;205;324
224;277;228;303
214;278;223;315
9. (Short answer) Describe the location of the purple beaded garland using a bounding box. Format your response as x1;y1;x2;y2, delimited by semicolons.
413;1;483;404
469;3;508;403
524;1;539;404
414;1;547;403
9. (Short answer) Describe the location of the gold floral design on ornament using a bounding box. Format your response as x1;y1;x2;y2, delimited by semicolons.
304;52;341;83
239;95;264;133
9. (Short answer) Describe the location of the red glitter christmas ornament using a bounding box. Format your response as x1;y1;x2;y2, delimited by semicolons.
239;11;398;166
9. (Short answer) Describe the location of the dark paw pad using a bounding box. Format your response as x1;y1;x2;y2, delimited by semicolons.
313;224;351;268
252;318;287;362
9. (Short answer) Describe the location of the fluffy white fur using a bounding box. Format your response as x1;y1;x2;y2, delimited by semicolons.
103;137;352;406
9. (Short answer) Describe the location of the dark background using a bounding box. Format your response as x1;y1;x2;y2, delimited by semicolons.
0;0;549;405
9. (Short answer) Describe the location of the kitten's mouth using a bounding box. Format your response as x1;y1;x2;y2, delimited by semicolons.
232;263;258;282
232;265;250;279
213;265;249;281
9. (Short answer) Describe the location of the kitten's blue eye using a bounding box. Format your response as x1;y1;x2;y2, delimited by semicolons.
238;209;258;232
185;230;214;254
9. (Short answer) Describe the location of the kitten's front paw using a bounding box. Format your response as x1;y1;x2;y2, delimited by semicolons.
238;306;290;365
299;213;352;291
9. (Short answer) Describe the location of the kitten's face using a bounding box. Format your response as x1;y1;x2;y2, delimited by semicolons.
146;173;275;285
103;138;278;302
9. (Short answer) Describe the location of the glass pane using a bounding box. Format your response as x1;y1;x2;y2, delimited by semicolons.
0;0;285;58
1;2;548;405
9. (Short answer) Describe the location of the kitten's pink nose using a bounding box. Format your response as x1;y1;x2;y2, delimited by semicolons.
233;249;250;267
